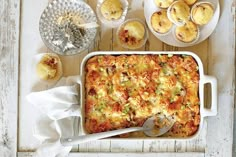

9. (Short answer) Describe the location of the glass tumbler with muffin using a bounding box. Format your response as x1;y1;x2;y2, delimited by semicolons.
117;19;148;50
96;0;129;28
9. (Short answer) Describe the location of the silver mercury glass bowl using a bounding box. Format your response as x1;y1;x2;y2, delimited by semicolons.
39;0;97;55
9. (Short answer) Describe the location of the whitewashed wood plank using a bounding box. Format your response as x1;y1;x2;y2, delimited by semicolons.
205;0;235;156
205;94;234;156
110;140;143;152
78;140;111;152
19;0;54;151
0;0;20;156
234;91;236;156
143;140;175;152
19;0;79;152
146;31;163;51
18;152;205;157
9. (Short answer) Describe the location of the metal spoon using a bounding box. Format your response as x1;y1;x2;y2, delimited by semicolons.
75;22;99;29
60;114;175;146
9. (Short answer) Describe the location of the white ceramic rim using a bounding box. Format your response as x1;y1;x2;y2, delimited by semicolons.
144;0;220;47
76;51;218;141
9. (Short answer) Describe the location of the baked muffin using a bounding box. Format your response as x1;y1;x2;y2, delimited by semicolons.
154;0;174;8
183;0;197;5
36;53;62;81
151;10;173;34
168;1;190;25
191;2;214;25
101;0;123;20
118;20;147;49
175;21;199;43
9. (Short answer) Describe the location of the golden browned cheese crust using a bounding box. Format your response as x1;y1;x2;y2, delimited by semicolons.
151;10;173;34
175;21;199;43
154;0;174;8
85;55;200;137
191;3;214;25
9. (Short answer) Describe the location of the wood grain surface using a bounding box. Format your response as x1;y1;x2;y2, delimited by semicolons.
0;0;20;157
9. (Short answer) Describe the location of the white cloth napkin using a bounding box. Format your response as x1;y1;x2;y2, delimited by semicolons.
27;76;81;157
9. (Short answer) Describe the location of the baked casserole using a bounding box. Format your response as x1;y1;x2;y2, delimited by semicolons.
85;54;200;137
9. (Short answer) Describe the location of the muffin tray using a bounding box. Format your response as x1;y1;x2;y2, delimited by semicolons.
144;0;220;47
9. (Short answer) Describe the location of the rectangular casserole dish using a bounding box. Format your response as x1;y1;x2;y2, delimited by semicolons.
76;51;217;140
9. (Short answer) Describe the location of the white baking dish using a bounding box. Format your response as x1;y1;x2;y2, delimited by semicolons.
75;51;217;140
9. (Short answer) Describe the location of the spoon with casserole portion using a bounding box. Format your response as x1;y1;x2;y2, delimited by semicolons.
61;113;175;146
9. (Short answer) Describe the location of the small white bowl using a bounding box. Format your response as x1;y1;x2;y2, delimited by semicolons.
96;0;129;28
116;19;149;50
167;1;191;26
190;1;215;26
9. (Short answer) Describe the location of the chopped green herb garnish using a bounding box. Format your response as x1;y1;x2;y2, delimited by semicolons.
122;106;130;114
181;106;186;110
186;102;191;107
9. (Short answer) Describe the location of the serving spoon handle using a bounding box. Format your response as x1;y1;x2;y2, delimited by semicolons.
75;22;99;28
61;127;144;146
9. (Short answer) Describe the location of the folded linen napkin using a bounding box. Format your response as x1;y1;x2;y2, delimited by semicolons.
27;76;81;157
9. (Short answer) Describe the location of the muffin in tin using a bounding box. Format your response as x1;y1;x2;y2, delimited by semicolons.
167;1;190;26
191;2;214;25
183;0;198;6
151;10;173;34
101;0;123;20
154;0;174;8
175;21;199;43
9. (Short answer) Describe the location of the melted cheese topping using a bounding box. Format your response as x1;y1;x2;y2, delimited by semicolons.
85;55;200;137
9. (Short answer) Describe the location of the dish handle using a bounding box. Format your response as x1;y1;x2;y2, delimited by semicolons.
201;75;218;117
54;75;83;119
74;75;82;118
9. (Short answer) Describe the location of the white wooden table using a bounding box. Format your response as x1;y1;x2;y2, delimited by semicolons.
0;0;235;157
